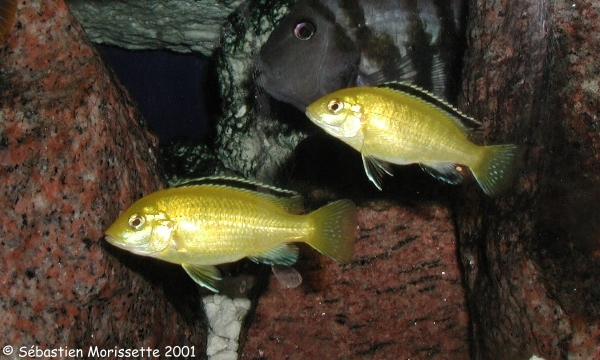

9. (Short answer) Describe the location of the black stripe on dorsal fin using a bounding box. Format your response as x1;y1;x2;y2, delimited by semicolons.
173;176;304;214
375;81;482;130
172;175;300;198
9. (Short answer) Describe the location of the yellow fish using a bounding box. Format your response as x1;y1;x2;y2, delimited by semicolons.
0;0;17;38
105;177;357;292
305;82;519;196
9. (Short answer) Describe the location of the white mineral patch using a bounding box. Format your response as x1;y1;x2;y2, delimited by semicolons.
203;294;251;360
235;105;247;118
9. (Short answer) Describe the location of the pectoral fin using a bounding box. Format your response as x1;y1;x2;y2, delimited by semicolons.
182;263;222;292
248;243;298;266
362;155;393;190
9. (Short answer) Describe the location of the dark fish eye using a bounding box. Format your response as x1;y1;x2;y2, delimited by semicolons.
327;99;343;114
128;214;145;230
294;21;315;40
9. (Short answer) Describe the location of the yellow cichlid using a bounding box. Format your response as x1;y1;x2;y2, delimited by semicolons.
105;177;357;292
305;82;520;196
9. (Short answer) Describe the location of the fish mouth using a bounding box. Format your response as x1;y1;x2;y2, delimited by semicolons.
304;109;328;128
104;234;160;256
253;63;309;111
104;235;126;249
305;110;343;137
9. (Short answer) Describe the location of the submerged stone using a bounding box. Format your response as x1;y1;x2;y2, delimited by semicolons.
0;0;206;350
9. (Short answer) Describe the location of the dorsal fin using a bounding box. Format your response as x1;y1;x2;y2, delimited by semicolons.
172;176;304;213
173;176;297;196
375;82;482;131
357;56;417;86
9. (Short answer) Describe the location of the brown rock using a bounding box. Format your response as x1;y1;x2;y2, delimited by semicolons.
457;0;600;358
241;202;470;359
0;0;205;352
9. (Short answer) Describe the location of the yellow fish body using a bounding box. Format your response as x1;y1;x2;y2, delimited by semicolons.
305;82;519;196
105;177;357;292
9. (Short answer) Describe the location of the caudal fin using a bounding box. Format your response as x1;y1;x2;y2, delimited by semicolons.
471;144;520;196
306;199;357;263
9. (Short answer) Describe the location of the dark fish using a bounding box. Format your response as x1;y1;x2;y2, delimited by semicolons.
0;0;17;37
256;0;466;111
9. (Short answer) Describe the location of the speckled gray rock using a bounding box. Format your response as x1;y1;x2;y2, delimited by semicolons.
71;0;310;183
66;0;243;55
213;0;306;182
161;140;232;186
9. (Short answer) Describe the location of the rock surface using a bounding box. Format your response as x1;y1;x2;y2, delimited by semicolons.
66;0;243;55
0;0;206;352
213;0;305;181
205;295;251;360
241;202;470;359
151;0;304;184
457;0;600;358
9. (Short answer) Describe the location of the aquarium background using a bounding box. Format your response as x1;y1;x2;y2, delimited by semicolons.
98;45;210;143
3;0;599;358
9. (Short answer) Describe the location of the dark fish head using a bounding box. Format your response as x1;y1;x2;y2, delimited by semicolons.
256;0;360;111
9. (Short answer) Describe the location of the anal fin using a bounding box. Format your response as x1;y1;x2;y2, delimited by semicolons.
248;243;298;266
420;162;465;185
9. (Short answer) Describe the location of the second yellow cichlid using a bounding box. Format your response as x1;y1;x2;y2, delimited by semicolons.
305;82;519;196
105;177;357;292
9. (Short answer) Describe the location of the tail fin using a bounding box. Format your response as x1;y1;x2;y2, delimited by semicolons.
306;199;357;263
471;144;520;196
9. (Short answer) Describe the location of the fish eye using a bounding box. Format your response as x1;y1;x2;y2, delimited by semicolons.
128;214;146;230
327;99;344;114
294;20;315;40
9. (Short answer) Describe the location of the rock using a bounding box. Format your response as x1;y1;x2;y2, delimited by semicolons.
456;0;600;358
161;139;232;186
65;0;244;55
0;0;206;351
204;295;251;359
240;202;470;359
152;0;305;183
213;0;305;181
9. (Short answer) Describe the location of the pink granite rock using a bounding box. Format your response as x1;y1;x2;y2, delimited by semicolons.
0;0;205;353
456;0;600;358
241;202;470;359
